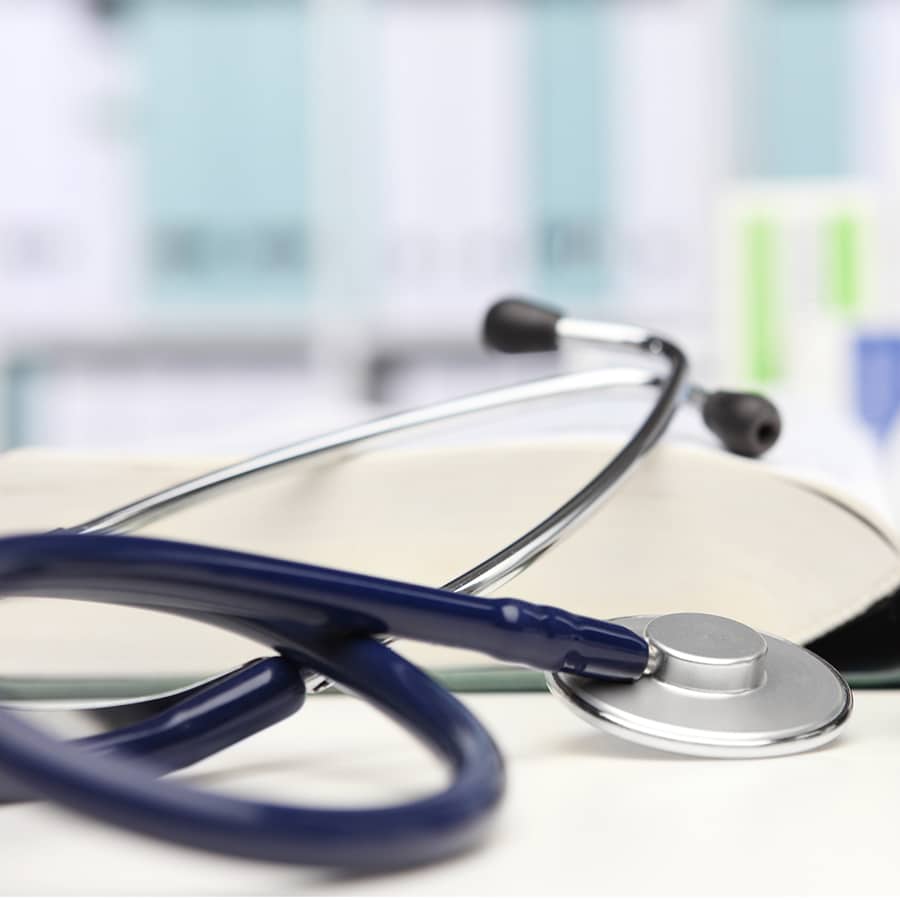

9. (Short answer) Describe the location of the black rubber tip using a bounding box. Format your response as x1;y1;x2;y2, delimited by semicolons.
483;297;562;354
701;391;782;458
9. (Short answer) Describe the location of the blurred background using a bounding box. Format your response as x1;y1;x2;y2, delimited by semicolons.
3;0;900;516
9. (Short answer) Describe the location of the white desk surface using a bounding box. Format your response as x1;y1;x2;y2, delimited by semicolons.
1;687;899;896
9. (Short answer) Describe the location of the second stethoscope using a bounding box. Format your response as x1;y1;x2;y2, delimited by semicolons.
0;298;851;870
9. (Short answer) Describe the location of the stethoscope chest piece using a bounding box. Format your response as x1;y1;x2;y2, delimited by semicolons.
547;613;852;758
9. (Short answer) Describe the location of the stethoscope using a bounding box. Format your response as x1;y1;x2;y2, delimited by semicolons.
0;298;852;870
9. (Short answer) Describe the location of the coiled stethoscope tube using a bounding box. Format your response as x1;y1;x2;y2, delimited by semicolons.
0;298;791;869
0;531;648;867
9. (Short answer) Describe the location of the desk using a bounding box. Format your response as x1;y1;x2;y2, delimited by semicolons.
1;687;898;895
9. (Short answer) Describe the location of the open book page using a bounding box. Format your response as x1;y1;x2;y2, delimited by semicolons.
0;438;896;682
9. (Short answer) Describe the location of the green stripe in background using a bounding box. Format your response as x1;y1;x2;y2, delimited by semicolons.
744;217;781;384
6;663;891;698
826;213;861;316
0;667;547;701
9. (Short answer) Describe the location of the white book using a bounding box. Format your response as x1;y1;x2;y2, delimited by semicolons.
0;438;897;688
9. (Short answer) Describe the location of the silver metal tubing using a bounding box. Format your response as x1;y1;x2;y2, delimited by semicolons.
71;366;666;536
444;316;688;595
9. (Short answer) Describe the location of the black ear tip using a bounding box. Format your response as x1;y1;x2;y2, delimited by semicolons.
702;391;782;458
483;297;562;354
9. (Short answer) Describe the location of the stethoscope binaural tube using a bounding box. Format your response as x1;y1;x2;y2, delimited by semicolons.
64;297;781;658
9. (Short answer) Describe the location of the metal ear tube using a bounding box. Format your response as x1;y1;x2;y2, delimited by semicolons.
484;296;783;461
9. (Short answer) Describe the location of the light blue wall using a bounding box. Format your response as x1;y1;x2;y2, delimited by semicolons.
530;0;613;304
738;0;851;177
132;0;310;306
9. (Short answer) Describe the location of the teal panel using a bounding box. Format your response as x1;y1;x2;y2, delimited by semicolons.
530;0;612;303
131;0;309;306
738;0;850;177
3;359;38;449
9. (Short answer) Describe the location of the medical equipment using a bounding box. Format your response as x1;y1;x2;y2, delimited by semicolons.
0;298;851;869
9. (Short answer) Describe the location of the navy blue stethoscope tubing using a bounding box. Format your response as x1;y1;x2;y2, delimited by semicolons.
0;531;647;868
7;532;648;680
0;657;306;804
0;534;502;868
0;639;500;868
